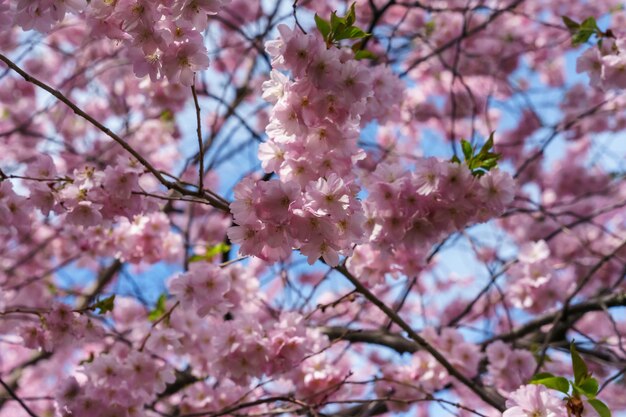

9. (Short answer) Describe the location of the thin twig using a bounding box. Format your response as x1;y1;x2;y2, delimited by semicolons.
0;377;40;417
191;83;205;192
292;0;307;34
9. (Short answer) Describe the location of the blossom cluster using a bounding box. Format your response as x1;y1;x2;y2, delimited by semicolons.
56;351;175;417
0;181;30;235
374;327;480;410
99;212;183;264
19;303;104;352
228;24;404;266
168;261;236;317
210;312;320;384
228;23;515;273
167;262;327;386
375;351;447;411
19;154;151;228
485;340;536;394
6;0;230;85
228;175;365;265
507;240;568;313
348;158;515;281
577;36;626;90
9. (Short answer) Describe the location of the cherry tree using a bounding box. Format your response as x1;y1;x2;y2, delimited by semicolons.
0;1;625;417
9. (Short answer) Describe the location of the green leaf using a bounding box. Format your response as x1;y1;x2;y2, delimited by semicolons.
530;376;570;394
562;16;580;32
572;30;593;45
188;254;206;263
461;140;473;161
354;49;376;60
330;11;345;30
334;26;370;41
479;131;495;156
424;20;436;37
580;17;599;31
480;158;499;171
571;18;599;46
148;294;167;321
468;157;484;171
588;399;612;417
578;377;599;398
345;2;357;26
206;242;231;259
459;132;502;176
91;295;115;315
160;109;174;122
189;243;231;263
530;372;556;381
315;14;331;41
571;343;589;385
450;155;461;164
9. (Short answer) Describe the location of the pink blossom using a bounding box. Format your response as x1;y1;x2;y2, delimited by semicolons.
576;47;604;88
338;60;372;102
305;173;351;218
25;154;57;179
66;201;103;227
602;54;626;89
503;384;566;417
477;169;515;213
162;41;210;86
173;0;229;30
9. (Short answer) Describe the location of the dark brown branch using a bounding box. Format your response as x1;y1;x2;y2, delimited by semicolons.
0;53;230;213
320;292;626;355
0;377;41;417
334;264;506;411
191;83;205;192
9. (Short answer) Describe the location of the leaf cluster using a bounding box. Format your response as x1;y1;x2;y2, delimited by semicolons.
451;132;501;177
314;3;375;60
530;343;611;417
562;16;604;46
148;294;168;321
88;294;116;315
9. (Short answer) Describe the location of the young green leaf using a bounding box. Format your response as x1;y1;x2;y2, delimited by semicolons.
578;377;599;398
571;17;599;46
335;26;370;41
479;131;495;155
530;372;556;381
188;254;206;263
354;49;376;60
571;343;589;385
315;14;331;40
91;295;115;315
189;243;231;263
330;11;345;30
588;399;612;417
345;2;357;26
424;20;436;37
208;243;230;258
580;17;599;31
148;294;168;321
461;140;473;161
530;376;570;394
562;16;580;32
